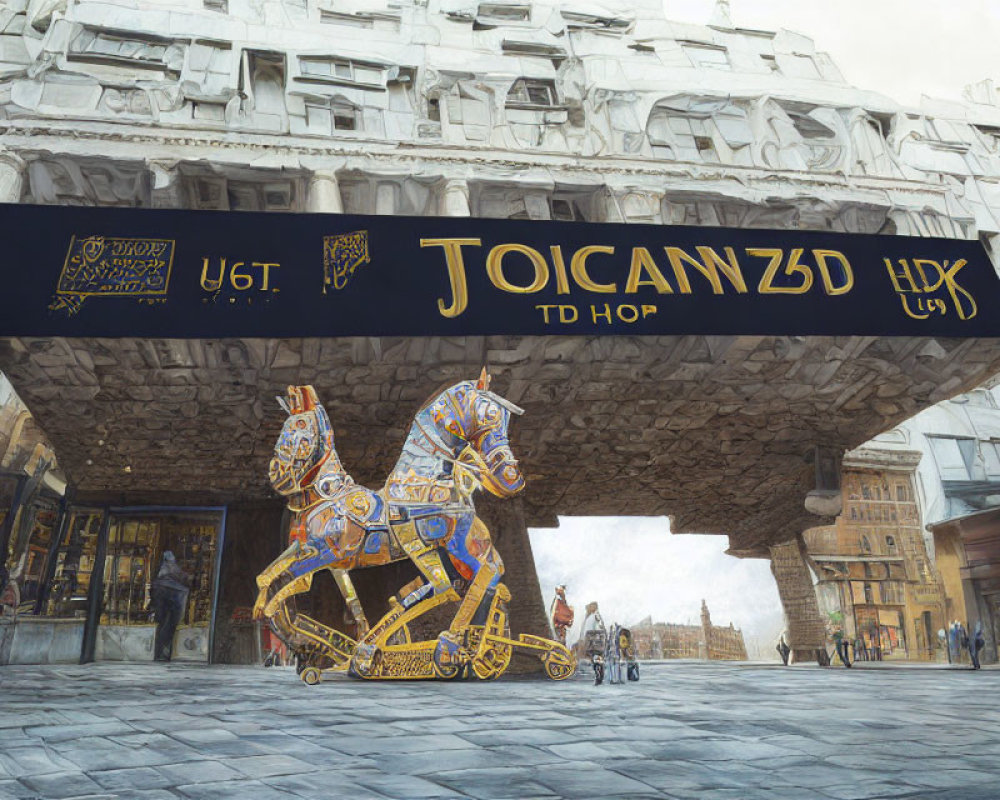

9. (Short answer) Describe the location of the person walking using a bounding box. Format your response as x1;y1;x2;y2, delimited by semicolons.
776;632;791;666
832;626;851;668
968;621;986;670
151;551;190;662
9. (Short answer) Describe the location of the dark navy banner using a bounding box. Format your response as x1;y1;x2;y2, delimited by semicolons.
0;203;997;337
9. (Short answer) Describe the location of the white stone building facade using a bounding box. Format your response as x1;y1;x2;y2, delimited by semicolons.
0;0;996;253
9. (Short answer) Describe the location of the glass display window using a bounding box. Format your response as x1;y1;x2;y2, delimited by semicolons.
40;507;103;619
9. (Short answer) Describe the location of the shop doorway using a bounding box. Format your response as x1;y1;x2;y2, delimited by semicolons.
93;508;225;663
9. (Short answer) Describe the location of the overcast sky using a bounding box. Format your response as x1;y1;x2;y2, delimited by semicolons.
528;1;1000;663
663;0;1000;106
529;518;785;660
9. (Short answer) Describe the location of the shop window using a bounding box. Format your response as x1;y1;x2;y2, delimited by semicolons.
4;497;59;613
39;508;103;619
506;79;558;109
682;42;730;70
101;513;219;630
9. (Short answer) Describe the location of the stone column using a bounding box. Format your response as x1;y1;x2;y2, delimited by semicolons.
374;182;397;215
475;494;551;674
307;169;343;213
769;534;829;665
440;178;471;216
148;161;183;209
0;149;25;203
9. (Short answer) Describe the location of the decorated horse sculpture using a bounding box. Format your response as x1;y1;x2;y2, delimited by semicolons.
254;370;576;683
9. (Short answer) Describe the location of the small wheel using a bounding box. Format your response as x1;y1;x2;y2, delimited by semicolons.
301;666;322;686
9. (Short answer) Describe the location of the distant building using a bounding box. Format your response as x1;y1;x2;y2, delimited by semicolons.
807;384;1000;664
631;600;747;661
805;449;945;661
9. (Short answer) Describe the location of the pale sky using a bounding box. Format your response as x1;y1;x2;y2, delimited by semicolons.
527;2;1000;662
529;518;785;660
663;0;1000;107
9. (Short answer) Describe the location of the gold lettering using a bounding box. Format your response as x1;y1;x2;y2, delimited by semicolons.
941;259;977;320
751;248;812;295
625;247;673;294
420;238;481;318
571;246;617;293
486;244;549;294
617;304;639;323
535;304;557;324
642;304;657;318
813;250;853;295
884;258;920;294
230;262;252;291
591;303;612;324
667;246;747;294
200;257;224;292
550;246;571;295
253;262;280;291
558;304;578;323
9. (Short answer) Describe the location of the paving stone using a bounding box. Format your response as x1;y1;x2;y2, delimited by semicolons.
155;761;242;785
351;773;466;798
432;767;560;799
90;767;174;791
1;661;999;799
17;771;106;799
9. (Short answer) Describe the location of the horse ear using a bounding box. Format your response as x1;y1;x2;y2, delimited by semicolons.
476;367;491;391
287;385;319;414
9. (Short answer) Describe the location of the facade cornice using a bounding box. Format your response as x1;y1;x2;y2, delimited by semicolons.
0;120;957;200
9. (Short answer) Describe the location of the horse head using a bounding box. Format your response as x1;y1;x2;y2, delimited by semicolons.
424;369;525;498
269;385;348;502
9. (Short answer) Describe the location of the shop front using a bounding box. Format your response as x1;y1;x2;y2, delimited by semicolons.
1;503;224;665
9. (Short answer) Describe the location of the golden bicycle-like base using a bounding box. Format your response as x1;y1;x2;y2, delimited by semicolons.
296;584;576;685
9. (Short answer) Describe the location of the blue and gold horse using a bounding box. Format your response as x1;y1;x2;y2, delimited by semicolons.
254;371;575;683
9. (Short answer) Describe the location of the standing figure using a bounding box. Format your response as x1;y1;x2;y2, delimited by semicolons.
151;551;190;662
968;621;985;670
776;632;791;666
832;626;851;668
549;585;574;645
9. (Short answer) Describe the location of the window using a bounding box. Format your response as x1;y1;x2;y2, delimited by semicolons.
203;0;228;12
320;11;375;29
885;535;898;556
478;3;530;22
306;99;360;133
506;79;558;108
298;58;384;87
928;436;976;480
761;54;779;72
682;42;730;70
981;441;1000;479
187;176;298;212
649;115;718;162
860;535;872;554
70;29;172;68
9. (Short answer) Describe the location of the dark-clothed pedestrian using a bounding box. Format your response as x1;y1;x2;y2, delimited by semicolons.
969;621;986;670
776;634;790;666
151;551;190;662
832;627;851;668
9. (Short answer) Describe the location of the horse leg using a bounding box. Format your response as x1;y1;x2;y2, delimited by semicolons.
330;568;369;639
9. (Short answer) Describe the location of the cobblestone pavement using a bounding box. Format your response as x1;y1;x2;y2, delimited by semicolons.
1;661;998;800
